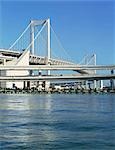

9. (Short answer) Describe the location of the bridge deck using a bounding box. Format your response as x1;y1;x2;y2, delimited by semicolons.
0;49;89;74
0;65;115;71
0;74;114;81
0;49;74;65
1;49;114;75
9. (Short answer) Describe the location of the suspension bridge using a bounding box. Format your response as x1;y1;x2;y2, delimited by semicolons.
0;19;115;90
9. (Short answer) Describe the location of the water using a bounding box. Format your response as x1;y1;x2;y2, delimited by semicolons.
0;94;115;150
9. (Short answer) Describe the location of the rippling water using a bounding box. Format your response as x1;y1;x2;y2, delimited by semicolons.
0;94;115;150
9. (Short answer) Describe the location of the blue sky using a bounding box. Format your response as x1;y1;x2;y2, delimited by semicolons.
0;0;115;65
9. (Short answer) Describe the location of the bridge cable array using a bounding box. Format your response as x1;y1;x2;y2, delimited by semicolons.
8;21;75;64
8;22;32;51
8;20;96;71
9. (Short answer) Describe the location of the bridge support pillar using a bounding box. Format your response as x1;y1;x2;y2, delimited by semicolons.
37;70;43;91
0;59;6;88
93;54;97;89
23;81;26;89
37;81;43;91
94;80;97;89
85;81;89;89
88;82;91;89
100;80;103;89
45;81;50;91
27;81;30;89
23;81;29;89
110;70;114;90
30;20;35;54
45;18;51;91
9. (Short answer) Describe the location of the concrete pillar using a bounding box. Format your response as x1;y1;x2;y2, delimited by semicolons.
94;80;97;89
45;18;51;91
23;81;26;89
27;81;30;89
45;81;50;91
94;54;97;89
88;82;91;89
110;70;114;90
0;59;6;88
37;70;43;91
100;80;103;89
30;20;34;55
47;18;51;74
30;20;35;76
110;79;114;90
37;81;43;91
85;80;89;89
3;59;6;65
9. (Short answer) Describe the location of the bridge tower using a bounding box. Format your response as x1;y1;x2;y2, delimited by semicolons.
80;53;97;89
94;53;97;89
30;20;35;55
30;19;51;90
45;18;51;91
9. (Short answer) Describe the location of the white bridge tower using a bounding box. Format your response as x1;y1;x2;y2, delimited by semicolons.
30;19;51;90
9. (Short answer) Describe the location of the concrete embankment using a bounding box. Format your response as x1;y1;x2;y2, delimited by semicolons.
0;88;114;94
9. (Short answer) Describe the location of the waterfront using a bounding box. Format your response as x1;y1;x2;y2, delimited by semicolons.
0;94;115;150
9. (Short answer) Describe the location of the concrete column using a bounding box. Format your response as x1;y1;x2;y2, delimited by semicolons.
47;18;51;73
27;81;30;89
30;21;35;77
23;81;26;89
45;18;51;91
88;82;91;89
100;80;103;89
110;70;114;90
85;80;89;89
37;70;43;91
94;80;97;89
1;59;6;88
45;81;50;91
94;54;97;89
3;59;6;65
30;20;34;55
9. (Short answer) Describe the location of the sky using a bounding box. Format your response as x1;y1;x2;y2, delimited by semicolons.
0;0;115;65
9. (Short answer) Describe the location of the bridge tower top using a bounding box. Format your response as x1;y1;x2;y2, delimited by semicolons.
30;18;51;62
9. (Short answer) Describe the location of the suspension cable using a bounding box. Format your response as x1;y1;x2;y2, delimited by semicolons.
50;25;75;63
9;22;32;50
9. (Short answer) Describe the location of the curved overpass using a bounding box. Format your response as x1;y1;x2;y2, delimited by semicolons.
0;49;89;74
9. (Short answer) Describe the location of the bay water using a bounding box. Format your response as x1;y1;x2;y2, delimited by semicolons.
0;94;115;150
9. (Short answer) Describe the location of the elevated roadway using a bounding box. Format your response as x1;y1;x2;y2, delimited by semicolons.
0;74;115;81
0;49;90;74
0;65;115;71
0;49;114;75
0;49;74;65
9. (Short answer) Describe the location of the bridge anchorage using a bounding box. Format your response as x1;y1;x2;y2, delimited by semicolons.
0;18;115;92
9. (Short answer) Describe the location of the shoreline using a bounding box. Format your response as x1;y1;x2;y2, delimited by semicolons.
0;88;115;94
